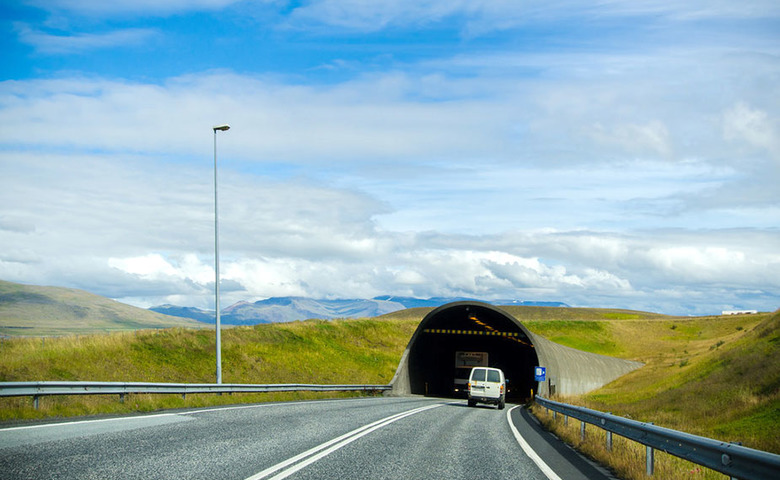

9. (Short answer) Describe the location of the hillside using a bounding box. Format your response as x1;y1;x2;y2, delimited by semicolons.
524;309;779;479
577;310;779;450
0;280;204;336
378;305;670;333
0;316;422;419
0;303;776;460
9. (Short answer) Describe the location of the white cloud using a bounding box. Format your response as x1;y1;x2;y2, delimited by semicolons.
2;6;778;316
21;0;780;25
23;0;245;17
2;147;777;314
287;0;780;32
109;254;178;278
92;229;780;314
587;121;672;158
108;253;214;285
0;73;513;163
15;23;159;54
723;102;779;158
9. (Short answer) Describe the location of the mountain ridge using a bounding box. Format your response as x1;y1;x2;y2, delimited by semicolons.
150;296;569;325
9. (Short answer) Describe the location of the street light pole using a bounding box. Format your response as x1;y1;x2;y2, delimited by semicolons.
212;124;230;384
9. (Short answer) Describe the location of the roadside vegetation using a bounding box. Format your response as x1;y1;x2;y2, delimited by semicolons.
0;317;420;420
525;309;779;480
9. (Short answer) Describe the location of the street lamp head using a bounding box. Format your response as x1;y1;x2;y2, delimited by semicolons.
213;124;231;132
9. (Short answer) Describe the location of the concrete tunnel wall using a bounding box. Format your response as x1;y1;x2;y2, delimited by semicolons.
389;301;643;398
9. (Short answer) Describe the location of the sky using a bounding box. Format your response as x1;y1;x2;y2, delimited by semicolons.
1;1;779;316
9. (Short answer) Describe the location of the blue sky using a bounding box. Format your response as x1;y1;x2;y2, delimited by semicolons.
1;1;779;315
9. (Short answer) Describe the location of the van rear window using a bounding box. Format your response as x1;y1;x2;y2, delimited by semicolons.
487;370;501;382
471;368;486;381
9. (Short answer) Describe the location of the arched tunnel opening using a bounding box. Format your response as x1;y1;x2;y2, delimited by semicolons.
407;302;540;401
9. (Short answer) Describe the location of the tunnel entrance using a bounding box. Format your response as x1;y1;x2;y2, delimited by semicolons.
407;302;539;400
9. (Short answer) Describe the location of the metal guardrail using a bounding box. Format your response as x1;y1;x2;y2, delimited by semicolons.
0;381;392;409
535;395;780;480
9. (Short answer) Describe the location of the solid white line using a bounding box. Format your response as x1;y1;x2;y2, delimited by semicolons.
245;403;443;480
507;405;563;480
267;405;442;480
0;413;182;432
0;397;365;432
181;397;372;416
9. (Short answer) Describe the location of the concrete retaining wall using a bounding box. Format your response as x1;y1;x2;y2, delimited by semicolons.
529;333;643;396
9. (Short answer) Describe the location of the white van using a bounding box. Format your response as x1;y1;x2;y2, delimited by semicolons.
467;367;506;409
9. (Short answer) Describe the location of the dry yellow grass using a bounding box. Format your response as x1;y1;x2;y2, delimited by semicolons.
529;310;779;479
531;405;730;480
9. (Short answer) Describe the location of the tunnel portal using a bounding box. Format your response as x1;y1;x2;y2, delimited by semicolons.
407;302;539;400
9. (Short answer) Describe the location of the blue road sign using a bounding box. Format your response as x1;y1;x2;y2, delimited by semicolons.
534;366;546;382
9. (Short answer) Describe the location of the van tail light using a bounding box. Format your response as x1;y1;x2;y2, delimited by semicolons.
500;384;505;394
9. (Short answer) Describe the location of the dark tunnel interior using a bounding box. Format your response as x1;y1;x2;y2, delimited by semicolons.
408;303;539;400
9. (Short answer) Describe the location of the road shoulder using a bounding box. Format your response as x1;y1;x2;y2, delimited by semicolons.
508;405;619;480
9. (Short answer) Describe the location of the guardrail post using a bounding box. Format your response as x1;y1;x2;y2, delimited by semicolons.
580;421;586;441
564;415;568;426
646;445;654;476
119;393;125;404
33;395;39;410
603;414;612;452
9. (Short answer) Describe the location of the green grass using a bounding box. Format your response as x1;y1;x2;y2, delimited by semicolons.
0;317;421;420
536;310;779;458
523;320;622;356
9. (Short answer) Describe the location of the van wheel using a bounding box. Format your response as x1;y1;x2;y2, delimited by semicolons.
468;399;476;407
498;399;505;410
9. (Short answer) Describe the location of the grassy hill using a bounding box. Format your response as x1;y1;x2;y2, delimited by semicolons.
582;311;779;442
522;309;779;479
0;301;776;471
0;280;205;336
0;316;422;419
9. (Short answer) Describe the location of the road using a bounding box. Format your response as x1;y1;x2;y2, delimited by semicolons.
0;397;614;479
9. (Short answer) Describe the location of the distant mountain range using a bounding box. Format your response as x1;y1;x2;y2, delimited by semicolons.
150;296;569;325
373;296;569;310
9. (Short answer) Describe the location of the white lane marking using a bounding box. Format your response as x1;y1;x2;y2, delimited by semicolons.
245;403;443;480
180;402;289;416
180;397;370;416
0;413;182;432
0;397;364;432
507;405;563;480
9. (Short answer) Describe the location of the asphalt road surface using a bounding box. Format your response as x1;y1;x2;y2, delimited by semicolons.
0;397;616;479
